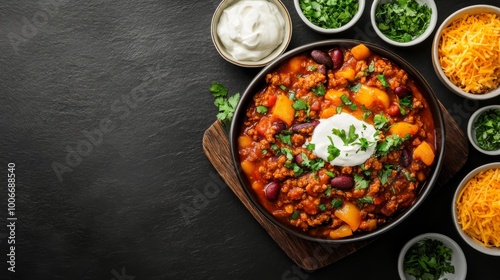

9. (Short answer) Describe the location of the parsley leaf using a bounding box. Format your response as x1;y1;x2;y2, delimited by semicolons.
332;125;359;146
277;132;293;146
306;143;315;151
354;174;370;190
210;82;240;125
299;0;359;29
361;105;372;120
403;238;455;279
340;94;357;110
312;84;326;96
327;136;341;162
256;105;268;114
375;0;432;43
376;134;410;156
377;74;389;87
331;198;343;209
358;196;374;204
374;113;390;130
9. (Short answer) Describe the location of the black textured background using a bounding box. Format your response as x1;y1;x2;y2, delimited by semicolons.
1;0;499;279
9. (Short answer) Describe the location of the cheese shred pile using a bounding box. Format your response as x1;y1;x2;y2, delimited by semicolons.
438;13;500;94
456;168;500;247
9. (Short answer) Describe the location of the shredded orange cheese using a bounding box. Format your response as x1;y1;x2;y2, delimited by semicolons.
438;13;500;94
456;168;500;247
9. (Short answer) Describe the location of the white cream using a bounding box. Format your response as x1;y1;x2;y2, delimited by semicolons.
216;0;285;62
309;113;378;166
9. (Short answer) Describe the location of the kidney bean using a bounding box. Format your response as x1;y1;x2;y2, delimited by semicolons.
290;120;320;133
329;49;344;70
386;104;401;117
271;121;286;135
394;85;412;97
400;147;411;167
311;50;333;68
264;182;281;201
317;64;327;75
330;175;354;189
295;153;304;166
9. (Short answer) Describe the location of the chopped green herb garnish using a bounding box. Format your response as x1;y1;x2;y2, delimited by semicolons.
262;149;268;155
374;113;389;130
332;125;359;146
306;143;316;151
403;238;455;279
210;82;240;126
376;134;410;156
367;60;375;73
293;99;307;111
327;136;341;161
325;186;332;196
279;85;287;91
340;94;357;110
298;0;359;29
336;106;343;114
350;83;361;93
288;90;296;100
299;152;325;172
474;109;500;151
325;171;336;178
361;105;372;120
307;65;317;71
358;196;374;204
291;210;299;219
256;105;268;114
399;96;412;115
312;84;326;96
318;204;327;211
277;133;293;146
331;198;343;209
354;174;370;190
403;169;416;181
375;0;432;43
377;74;389;87
378;164;396;184
280;147;294;161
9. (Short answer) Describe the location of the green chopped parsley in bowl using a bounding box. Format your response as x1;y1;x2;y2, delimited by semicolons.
371;0;437;47
294;0;365;34
467;105;500;155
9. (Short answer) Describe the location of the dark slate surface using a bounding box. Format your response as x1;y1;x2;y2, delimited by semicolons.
0;0;499;279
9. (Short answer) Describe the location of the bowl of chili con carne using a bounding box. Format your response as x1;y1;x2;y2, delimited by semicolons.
230;39;445;243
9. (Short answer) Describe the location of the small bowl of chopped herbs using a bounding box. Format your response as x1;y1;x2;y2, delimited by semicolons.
398;233;467;280
467;105;500;156
294;0;365;34
371;0;437;47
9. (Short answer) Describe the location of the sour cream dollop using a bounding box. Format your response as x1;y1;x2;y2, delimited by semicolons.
216;0;285;62
309;113;378;166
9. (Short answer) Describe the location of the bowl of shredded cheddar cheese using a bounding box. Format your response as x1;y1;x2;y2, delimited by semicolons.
432;5;500;100
452;162;500;256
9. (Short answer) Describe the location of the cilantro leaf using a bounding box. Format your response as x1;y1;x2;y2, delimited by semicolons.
377;74;389;87
209;82;228;98
327;136;340;162
374;113;389;130
312;84;326;96
299;0;359;29
256;105;268;114
404;238;455;279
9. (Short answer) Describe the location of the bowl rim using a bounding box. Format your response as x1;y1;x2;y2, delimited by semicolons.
370;0;438;47
293;0;365;34
431;4;500;100
451;162;500;256
210;0;293;68
229;39;446;244
397;233;467;280
467;105;500;155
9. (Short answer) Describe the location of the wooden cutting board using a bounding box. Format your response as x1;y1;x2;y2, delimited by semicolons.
202;103;468;270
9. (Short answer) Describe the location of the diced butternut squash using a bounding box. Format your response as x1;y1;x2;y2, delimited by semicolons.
413;141;435;166
388;122;419;138
238;135;253;149
320;107;337;119
241;160;255;177
334;201;361;231
325;89;346;106
251;181;264;191
272;94;295;126
288;56;305;73
352;85;390;110
329;224;353;239
334;67;356;81
351;44;371;60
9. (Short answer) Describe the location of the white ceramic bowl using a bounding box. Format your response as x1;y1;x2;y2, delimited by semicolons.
293;0;365;34
371;0;437;47
211;0;292;67
467;105;500;155
398;233;467;280
431;5;500;100
452;163;500;256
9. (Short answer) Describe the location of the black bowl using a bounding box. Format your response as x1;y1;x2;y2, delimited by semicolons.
229;39;445;244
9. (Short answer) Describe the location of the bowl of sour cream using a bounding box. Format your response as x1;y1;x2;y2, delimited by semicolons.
211;0;293;67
